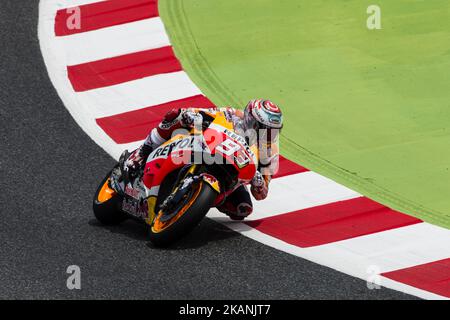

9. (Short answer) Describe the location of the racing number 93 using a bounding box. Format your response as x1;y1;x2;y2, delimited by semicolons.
216;139;250;168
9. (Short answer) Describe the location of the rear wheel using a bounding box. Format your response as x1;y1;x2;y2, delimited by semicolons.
93;171;127;225
148;181;217;247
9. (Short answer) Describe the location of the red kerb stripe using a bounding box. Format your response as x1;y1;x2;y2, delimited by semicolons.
55;0;159;36
274;157;308;178
245;197;422;247
67;46;182;92
96;95;214;143
382;258;450;298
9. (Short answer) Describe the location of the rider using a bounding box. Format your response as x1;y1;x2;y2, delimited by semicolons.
125;99;283;221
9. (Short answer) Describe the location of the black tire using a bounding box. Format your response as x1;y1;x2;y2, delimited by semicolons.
93;171;127;225
148;182;217;247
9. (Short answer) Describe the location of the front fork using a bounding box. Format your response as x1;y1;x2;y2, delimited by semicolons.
145;165;222;225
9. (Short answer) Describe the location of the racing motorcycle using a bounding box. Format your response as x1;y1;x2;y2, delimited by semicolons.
93;112;257;247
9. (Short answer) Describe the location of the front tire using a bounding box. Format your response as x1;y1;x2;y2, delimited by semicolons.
148;182;217;247
93;171;127;225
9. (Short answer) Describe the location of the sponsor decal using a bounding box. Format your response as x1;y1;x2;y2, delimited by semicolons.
122;197;147;220
125;185;140;199
150;136;197;160
159;119;179;130
201;173;220;193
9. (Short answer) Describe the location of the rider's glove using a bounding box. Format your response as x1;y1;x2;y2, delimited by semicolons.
181;111;203;129
250;171;269;200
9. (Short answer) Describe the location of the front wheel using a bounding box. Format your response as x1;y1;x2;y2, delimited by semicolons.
93;171;127;225
148;181;217;247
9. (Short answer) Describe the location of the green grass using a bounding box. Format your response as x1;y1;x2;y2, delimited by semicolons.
159;0;450;228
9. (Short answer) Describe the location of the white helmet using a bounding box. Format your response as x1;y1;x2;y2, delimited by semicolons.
244;99;283;143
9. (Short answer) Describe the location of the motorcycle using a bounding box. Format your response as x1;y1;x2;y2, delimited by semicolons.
92;112;257;247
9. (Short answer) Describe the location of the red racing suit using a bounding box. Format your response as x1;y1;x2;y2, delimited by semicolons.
131;107;277;220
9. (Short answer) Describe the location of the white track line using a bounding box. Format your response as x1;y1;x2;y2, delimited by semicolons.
60;18;170;66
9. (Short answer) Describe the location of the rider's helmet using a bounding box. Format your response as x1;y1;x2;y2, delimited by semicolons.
243;99;283;144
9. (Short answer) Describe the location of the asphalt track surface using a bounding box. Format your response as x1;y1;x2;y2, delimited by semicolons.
0;1;417;299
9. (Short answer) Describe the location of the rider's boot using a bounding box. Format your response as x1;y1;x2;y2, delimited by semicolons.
217;201;253;221
125;144;154;180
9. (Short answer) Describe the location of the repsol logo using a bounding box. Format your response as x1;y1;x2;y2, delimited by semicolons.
224;129;246;145
151;136;196;159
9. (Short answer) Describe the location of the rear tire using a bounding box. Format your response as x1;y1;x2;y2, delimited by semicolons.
148;182;217;247
93;171;127;225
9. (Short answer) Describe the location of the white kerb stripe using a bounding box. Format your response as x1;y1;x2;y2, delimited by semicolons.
311;222;450;273
213;171;360;221
75;71;203;118
59;18;171;66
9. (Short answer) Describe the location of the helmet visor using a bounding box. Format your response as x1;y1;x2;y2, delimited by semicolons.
244;109;281;144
